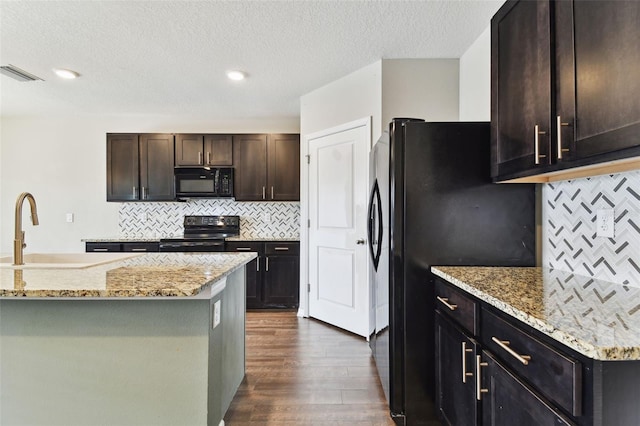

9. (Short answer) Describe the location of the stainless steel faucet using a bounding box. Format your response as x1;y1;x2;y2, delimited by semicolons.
14;192;39;265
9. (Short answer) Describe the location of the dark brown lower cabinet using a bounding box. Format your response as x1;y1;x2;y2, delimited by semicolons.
226;241;299;309
85;242;159;252
435;312;479;426
263;254;299;307
225;241;264;309
480;350;574;425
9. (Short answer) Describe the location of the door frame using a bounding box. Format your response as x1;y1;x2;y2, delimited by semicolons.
299;117;372;319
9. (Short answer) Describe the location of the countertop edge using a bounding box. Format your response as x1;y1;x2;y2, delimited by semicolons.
431;266;638;362
0;253;257;300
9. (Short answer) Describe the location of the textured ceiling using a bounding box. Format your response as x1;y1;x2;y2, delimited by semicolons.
0;0;503;120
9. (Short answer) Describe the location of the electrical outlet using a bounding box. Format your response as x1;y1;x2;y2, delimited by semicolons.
213;300;221;328
263;212;271;222
66;213;74;223
597;209;615;238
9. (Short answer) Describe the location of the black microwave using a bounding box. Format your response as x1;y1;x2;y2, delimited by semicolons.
175;168;234;198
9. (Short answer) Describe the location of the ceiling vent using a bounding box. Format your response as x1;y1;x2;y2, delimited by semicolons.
0;64;43;82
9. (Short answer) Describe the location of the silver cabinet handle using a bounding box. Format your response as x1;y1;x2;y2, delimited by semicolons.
491;337;531;365
534;124;547;165
476;355;489;401
262;186;266;200
271;186;274;199
141;187;147;200
266;257;269;272
198;151;203;165
256;258;260;272
436;296;457;311
235;247;252;251
356;239;365;245
274;247;289;251
207;152;211;165
462;342;473;383
133;186;137;198
557;116;570;160
92;248;109;252
131;248;147;252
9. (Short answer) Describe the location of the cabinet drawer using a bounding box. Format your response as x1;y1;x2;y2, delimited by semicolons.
482;308;582;416
265;242;299;256
226;241;264;255
85;242;122;252
434;279;478;335
122;242;159;252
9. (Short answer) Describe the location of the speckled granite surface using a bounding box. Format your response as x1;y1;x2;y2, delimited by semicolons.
0;252;256;298
432;266;640;361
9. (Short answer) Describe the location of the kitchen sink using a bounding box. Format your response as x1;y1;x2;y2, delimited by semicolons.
0;252;142;269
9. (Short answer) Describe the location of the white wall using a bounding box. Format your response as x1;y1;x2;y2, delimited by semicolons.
382;58;460;126
459;26;491;121
300;61;383;142
0;115;299;254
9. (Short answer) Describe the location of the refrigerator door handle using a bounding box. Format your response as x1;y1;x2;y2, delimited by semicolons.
368;180;383;270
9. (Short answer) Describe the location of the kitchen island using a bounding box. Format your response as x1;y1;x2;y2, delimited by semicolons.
0;252;255;426
432;266;640;425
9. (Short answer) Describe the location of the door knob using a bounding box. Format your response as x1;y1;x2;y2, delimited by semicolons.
356;239;366;245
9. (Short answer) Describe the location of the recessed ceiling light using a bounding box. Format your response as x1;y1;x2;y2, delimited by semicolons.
226;70;246;81
53;68;80;79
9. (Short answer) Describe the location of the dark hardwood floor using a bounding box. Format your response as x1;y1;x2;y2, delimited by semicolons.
224;311;395;425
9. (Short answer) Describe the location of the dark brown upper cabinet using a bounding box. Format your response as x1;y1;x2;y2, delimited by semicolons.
233;134;300;201
492;0;640;182
107;133;175;201
175;134;233;167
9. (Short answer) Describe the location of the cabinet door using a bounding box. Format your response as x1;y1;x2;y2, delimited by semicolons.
480;350;574;426
267;134;300;201
263;255;299;308
139;134;175;201
559;0;640;159
175;134;204;166
226;242;264;309
107;134;139;201
491;0;552;179
435;312;479;426
233;134;267;201
205;134;233;166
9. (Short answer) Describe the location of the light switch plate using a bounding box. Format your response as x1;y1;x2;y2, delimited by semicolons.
597;209;615;238
66;213;74;223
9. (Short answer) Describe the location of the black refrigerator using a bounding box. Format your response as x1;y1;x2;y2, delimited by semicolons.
368;119;536;425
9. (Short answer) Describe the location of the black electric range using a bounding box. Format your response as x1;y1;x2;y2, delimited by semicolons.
159;215;239;252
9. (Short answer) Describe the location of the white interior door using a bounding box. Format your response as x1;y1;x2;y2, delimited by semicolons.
308;123;370;337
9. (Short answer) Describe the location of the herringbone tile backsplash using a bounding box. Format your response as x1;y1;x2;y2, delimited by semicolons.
119;199;300;239
543;170;640;287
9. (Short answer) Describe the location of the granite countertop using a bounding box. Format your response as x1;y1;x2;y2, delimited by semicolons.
431;266;640;361
0;252;256;299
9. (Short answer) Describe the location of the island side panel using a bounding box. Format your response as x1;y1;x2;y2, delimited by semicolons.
221;265;247;414
0;299;210;426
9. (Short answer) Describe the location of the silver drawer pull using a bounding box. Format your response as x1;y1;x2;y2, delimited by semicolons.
131;248;147;252
557;116;570;160
436;296;457;311
274;247;289;251
92;248;109;252
534;124;547;165
462;342;473;383
476;355;489;401
235;248;252;251
491;337;531;365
